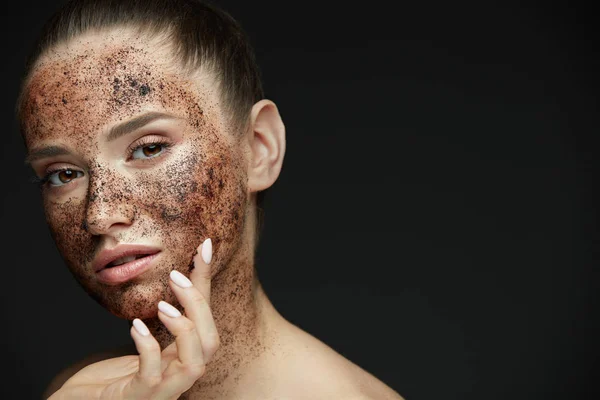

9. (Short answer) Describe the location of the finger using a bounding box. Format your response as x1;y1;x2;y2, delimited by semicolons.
189;238;212;304
156;362;205;397
127;319;162;395
169;270;220;363
157;300;205;367
160;343;178;372
153;359;205;399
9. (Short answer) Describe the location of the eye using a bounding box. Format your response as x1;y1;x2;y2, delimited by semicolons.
43;169;84;187
129;139;171;160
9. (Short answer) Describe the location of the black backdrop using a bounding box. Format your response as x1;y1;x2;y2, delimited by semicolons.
1;1;597;399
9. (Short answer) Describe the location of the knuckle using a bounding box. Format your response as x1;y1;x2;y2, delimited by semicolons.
140;341;161;353
205;333;221;352
188;290;206;305
178;318;197;334
141;373;162;388
182;362;206;378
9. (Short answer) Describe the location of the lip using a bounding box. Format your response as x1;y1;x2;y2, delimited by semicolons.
96;252;161;285
92;244;161;285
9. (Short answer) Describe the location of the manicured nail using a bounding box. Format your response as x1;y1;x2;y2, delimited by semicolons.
158;301;182;317
170;270;192;288
132;318;150;336
202;238;212;264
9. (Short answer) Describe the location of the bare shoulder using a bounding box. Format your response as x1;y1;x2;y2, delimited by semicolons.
262;322;405;400
42;344;136;399
342;365;405;400
307;347;404;400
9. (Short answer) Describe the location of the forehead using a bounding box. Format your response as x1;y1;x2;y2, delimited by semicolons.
21;30;221;149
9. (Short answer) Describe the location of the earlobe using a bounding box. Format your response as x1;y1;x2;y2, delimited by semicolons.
247;99;286;193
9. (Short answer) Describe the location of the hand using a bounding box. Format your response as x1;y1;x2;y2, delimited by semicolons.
49;238;219;400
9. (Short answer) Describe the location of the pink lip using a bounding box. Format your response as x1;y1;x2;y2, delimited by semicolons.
92;244;162;285
96;252;161;285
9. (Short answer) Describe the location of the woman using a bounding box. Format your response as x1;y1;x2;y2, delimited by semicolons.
17;0;404;398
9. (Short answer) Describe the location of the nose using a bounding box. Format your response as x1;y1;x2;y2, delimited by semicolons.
83;169;135;236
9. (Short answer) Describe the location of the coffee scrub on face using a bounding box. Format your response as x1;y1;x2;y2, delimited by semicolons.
22;35;250;321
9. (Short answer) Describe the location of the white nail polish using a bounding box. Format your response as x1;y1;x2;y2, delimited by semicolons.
170;270;192;288
202;238;212;264
158;301;182;317
132;318;150;336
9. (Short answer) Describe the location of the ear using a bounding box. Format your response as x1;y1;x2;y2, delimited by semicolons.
246;99;286;193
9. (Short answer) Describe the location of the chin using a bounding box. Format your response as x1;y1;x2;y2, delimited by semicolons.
88;273;179;321
112;305;159;321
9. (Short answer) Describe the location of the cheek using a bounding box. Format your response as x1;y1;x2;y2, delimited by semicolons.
43;196;97;279
134;144;247;269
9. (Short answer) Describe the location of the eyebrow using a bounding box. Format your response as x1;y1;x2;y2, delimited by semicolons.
24;146;70;165
106;111;180;142
24;111;180;165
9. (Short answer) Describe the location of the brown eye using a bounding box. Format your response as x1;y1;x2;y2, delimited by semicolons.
142;144;162;157
58;170;76;183
132;142;167;160
46;169;84;186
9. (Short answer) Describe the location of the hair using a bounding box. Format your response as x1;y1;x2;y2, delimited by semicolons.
16;0;267;249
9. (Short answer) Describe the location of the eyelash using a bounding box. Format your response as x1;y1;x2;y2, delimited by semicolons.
33;168;80;187
126;137;173;161
34;138;173;187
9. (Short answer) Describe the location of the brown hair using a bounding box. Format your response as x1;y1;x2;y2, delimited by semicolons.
17;0;267;247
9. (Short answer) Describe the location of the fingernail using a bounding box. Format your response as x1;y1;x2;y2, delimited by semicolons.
202;238;212;264
158;301;182;317
132;318;150;336
170;270;192;288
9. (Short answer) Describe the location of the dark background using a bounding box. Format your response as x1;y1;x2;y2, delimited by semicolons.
1;1;597;399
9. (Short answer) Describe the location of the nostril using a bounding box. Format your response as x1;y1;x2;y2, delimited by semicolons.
81;220;89;232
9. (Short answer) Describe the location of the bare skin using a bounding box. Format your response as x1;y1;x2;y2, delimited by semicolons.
22;28;403;400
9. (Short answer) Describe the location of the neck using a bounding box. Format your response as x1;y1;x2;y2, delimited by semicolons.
141;210;283;398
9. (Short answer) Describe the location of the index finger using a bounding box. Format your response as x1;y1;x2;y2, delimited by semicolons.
189;238;212;303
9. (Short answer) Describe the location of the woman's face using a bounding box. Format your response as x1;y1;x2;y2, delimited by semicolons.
21;32;249;320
